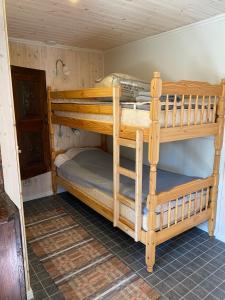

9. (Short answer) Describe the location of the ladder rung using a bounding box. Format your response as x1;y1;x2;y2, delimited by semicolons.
118;166;136;180
118;138;136;149
117;193;135;209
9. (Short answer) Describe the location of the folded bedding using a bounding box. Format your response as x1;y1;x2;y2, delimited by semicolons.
136;91;182;103
55;148;199;214
95;73;149;101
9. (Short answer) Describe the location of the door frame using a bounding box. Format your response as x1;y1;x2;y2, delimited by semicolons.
0;1;32;299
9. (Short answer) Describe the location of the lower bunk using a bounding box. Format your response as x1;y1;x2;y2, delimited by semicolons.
54;147;213;270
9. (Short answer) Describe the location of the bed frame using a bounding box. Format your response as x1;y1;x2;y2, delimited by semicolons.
48;72;225;272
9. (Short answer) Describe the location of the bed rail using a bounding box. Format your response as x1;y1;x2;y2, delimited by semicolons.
156;77;222;141
156;181;212;245
160;81;221;129
162;80;222;96
50;87;114;99
50;79;222;143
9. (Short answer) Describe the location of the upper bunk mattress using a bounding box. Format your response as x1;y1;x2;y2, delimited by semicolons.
52;99;215;128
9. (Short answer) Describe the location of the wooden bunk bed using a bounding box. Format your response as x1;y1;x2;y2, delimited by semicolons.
48;72;225;272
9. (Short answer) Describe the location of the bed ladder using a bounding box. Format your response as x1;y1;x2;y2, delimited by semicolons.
113;86;144;242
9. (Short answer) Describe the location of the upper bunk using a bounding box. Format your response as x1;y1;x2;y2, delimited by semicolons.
48;72;225;143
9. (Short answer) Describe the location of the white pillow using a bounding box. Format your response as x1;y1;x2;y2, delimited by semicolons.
54;153;70;168
95;73;147;86
54;147;99;167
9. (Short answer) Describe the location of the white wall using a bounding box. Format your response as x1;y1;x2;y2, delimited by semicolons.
105;14;225;82
107;137;215;179
9;39;104;201
104;14;225;241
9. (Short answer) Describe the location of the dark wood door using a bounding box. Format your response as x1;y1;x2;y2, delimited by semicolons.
11;66;50;180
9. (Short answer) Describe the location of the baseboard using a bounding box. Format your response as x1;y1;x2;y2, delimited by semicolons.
22;187;66;201
197;222;208;232
197;222;225;243
23;190;53;202
27;289;33;300
215;232;225;243
58;187;66;193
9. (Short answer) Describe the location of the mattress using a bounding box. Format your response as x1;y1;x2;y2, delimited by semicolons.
55;148;206;231
52;99;215;128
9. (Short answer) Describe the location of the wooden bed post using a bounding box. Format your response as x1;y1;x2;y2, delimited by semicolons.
47;87;57;195
208;79;225;236
113;85;121;227
146;72;162;272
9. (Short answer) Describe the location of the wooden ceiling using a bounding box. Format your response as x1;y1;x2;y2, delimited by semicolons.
6;0;225;50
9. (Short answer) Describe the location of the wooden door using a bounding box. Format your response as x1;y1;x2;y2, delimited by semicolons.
11;66;50;180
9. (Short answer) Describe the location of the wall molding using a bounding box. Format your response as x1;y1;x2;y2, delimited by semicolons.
105;13;225;53
9;37;103;54
23;188;67;202
23;190;53;202
199;224;225;243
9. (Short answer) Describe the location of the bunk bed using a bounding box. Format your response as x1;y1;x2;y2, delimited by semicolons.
48;72;225;272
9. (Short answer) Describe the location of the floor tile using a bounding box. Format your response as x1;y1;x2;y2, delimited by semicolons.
183;292;200;300
191;285;208;299
173;283;189;297
165;289;180;300
24;193;225;300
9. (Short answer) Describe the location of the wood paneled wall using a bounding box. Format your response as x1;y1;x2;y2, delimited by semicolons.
9;40;104;150
9;40;104;151
9;40;104;90
9;39;104;200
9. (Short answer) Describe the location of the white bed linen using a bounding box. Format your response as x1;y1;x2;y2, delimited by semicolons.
58;178;206;232
54;108;214;128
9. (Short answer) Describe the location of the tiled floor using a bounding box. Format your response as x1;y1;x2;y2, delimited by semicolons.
25;193;225;300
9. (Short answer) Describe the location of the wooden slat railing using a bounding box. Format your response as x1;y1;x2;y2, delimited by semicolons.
156;180;213;232
160;94;219;129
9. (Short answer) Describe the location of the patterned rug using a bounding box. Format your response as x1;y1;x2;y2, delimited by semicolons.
25;207;159;300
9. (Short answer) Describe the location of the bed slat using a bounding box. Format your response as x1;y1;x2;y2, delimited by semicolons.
201;96;205;124
194;95;199;125
172;95;177;127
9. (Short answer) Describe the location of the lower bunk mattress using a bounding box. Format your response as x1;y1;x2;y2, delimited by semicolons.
55;148;205;231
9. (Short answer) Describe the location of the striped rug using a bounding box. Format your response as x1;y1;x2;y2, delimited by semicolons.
25;207;159;300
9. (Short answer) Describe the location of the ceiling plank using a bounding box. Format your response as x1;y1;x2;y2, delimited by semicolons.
6;0;225;50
